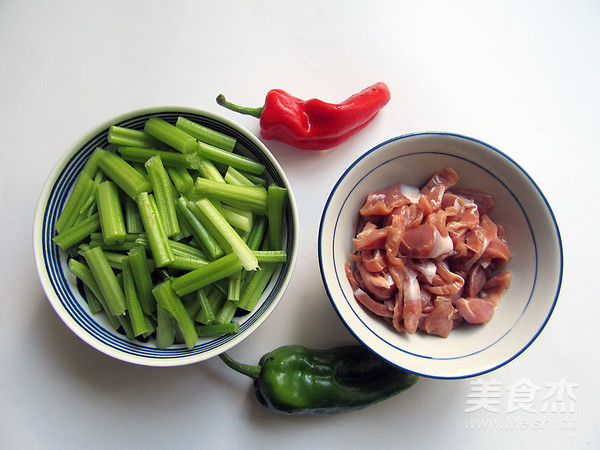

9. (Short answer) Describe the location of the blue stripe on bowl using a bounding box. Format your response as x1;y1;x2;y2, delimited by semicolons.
41;110;295;361
318;132;563;377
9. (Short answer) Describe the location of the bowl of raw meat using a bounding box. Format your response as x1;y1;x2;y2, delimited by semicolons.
318;132;562;379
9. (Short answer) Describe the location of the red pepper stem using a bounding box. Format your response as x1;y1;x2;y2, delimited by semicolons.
216;94;264;119
219;352;261;380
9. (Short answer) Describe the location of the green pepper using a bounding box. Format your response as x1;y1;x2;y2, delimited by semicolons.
219;344;419;415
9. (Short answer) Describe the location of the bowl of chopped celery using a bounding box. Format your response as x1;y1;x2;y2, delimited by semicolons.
318;132;562;379
34;106;298;366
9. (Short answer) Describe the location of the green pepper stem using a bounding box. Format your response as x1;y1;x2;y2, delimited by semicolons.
218;352;261;380
216;94;264;119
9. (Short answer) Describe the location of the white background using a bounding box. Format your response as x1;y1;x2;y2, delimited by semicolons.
1;1;598;448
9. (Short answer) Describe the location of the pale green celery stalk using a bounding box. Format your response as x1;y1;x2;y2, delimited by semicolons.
78;170;105;219
167;167;194;195
68;258;116;323
124;195;144;234
193;178;267;215
53;213;100;250
118;147;202;169
81;246;127;316
96;149;152;199
168;255;209;271
194;288;216;324
136;192;175;267
227;270;241;302
214;300;238;325
221;204;253;232
195;322;239;336
144;117;197;153
122;257;148;337
55;173;94;234
224;166;255;186
253;250;287;263
196;141;265;175
152;281;198;349
238;263;278;311
175;116;236;152
192;156;225;183
145;156;180;237
127;245;156;314
108;125;165;149
156;305;175;349
191;198;258;271
96;180;127;245
245;215;268;251
175;196;223;260
266;184;288;250
240;171;268;187
171;253;242;297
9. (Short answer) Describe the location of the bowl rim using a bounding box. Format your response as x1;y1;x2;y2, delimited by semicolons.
318;131;563;379
34;105;299;366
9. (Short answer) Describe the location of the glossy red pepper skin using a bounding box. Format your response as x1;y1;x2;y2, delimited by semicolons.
217;82;391;151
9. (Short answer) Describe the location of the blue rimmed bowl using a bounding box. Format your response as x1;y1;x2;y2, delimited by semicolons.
34;106;298;366
318;132;562;379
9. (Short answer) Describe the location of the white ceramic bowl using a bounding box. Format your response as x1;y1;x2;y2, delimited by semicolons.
34;106;298;366
319;132;562;379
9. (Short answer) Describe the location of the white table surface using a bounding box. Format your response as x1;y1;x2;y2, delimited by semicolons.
1;1;598;448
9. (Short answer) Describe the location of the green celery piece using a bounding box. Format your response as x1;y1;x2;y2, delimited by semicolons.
53;213;100;250
221;204;253;233
144;117;197;153
167;255;209;271
127;245;156;314
108;125;166;149
214;300;238;325
196;141;265;175
81;246;127;316
175;196;224;260
156;305;175;349
193;178;267;216
191;198;259;271
238;262;278;312
96;149;152;199
118;147;203;169
124;195;144;234
227;270;241;302
194;287;218;325
145;155;180;237
122;257;148;337
136;192;175;268
195;322;240;336
152;281;198;349
224;166;256;186
82;284;104;314
266;184;288;250
175;116;236;152
253;250;287;263
96;180;127;245
171;253;242;297
246;215;268;251
167;166;195;195
55;173;94;234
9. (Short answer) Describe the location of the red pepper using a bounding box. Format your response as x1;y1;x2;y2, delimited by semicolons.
216;82;391;151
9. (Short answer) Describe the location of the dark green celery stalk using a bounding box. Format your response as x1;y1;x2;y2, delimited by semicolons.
81;246;127;316
96;180;127;245
127;246;156;314
193;178;267;216
144;117;197;153
266;184;288;250
96;149;152;199
196;141;265;175
145;155;180;237
195;322;239;336
194;288;216;324
156;305;175;349
152;281;198;349
175;196;223;260
122;257;148;337
82;284;104;314
175;116;236;152
136;192;175;267
238;263;278;311
171;253;242;297
53;213;100;250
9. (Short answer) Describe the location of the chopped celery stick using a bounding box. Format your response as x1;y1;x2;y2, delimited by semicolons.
167;166;194;195
118;147;203;169
228;270;241;302
240;171;268;187
89;239;138;252
221;204;253;232
193;178;267;215
175;196;223;260
168;255;209;271
171;253;242;297
142;315;157;339
196;141;265;175
245;215;268;251
181;292;203;320
192;198;258;271
238;263;278;311
96;180;127;245
214;300;238;325
145;156;179;237
156;305;175;349
53;213;100;250
253;250;287;263
108;125;165;149
195;322;240;336
90;232;140;243
118;313;135;340
194;288;216;324
81;246;127;316
69;258;110;315
128;246;156;314
224;166;256;186
175;116;236;152
124;195;144;234
55;173;94;234
78;170;104;218
144;117;197;153
122;257;148;337
152;281;198;349
267;185;288;250
136;192;175;267
82;284;104;314
96;149;152;199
